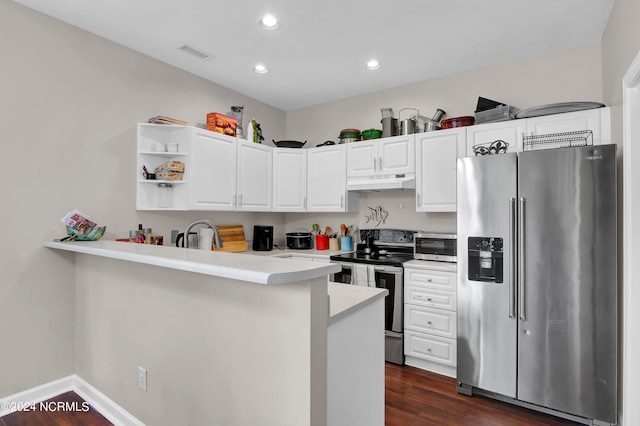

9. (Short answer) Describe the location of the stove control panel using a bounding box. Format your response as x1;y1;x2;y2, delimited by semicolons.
360;229;415;244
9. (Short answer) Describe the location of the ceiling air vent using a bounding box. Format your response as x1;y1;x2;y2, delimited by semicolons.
177;43;214;61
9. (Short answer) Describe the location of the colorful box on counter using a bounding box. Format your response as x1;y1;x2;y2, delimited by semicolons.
206;113;237;137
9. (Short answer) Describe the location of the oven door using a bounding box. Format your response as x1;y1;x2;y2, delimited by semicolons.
373;265;403;333
374;265;404;365
329;262;353;284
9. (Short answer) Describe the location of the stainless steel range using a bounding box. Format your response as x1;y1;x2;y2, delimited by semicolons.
330;229;416;365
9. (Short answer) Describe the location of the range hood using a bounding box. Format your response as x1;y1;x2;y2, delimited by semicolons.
346;175;416;192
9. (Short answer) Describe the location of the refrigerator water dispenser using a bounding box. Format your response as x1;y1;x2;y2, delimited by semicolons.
468;237;503;283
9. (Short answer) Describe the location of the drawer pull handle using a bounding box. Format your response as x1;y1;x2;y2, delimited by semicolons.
427;321;433;325
427;348;432;352
427;297;432;301
427;278;432;282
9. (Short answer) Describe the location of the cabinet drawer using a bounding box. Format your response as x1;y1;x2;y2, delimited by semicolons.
405;305;457;339
405;286;456;311
405;268;456;292
404;330;456;367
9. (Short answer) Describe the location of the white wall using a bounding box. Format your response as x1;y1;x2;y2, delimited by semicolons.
0;0;287;397
286;42;603;144
601;0;640;424
285;191;456;239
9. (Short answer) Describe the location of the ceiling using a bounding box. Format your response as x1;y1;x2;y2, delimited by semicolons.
13;0;615;111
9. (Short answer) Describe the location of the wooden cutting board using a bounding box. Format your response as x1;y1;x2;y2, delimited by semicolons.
212;225;248;252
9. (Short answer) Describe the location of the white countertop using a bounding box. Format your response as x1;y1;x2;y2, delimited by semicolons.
247;247;349;259
44;240;340;285
327;282;387;324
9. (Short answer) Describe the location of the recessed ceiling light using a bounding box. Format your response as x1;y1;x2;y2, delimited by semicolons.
365;60;381;71
259;14;280;30
253;64;269;74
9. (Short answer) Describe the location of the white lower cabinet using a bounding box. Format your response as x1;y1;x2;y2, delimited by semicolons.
404;261;457;377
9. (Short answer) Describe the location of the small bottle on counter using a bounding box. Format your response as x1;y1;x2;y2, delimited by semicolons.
137;224;145;243
142;227;153;244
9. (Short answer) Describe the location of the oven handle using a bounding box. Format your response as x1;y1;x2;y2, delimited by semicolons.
374;265;403;273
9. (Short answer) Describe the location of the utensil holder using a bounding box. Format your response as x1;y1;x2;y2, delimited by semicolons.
340;236;353;251
316;235;329;250
329;237;340;251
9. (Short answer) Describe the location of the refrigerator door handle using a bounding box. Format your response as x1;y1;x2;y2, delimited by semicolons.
509;197;517;318
518;196;526;321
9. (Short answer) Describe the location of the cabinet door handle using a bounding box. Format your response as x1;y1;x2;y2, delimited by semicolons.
417;193;420;207
519;196;526;321
340;195;344;208
238;194;243;207
373;157;377;171
233;194;237;206
379;156;383;170
304;196;307;209
509;197;517;318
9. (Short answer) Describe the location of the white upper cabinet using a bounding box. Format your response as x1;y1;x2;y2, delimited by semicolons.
236;140;272;211
378;135;416;177
465;120;527;156
463;107;611;156
346;134;415;179
524;107;610;149
273;148;307;212
345;140;377;178
189;128;237;210
415;128;466;212
307;145;359;212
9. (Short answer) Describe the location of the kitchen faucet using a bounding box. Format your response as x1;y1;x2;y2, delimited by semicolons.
184;219;223;249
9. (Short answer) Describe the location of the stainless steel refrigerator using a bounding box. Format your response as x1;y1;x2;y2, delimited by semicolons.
456;144;617;425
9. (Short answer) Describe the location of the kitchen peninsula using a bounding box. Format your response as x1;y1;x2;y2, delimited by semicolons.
44;241;386;426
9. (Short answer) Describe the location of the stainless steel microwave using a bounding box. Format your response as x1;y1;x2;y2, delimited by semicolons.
414;232;457;262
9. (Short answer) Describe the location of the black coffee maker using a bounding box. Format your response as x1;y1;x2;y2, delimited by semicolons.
253;225;273;251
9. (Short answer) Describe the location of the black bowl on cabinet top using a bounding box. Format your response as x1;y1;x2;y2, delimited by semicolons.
273;140;307;148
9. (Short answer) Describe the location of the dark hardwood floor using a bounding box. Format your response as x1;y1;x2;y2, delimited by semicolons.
386;363;579;425
2;366;580;425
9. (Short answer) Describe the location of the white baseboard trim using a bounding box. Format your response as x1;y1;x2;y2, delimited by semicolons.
0;375;144;426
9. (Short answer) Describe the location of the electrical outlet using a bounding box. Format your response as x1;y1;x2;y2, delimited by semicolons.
171;230;179;244
138;367;147;392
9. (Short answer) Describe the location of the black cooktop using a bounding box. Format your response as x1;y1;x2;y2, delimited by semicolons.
329;228;416;267
329;251;413;267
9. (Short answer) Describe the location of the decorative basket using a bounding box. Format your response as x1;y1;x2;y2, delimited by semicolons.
472;140;509;156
